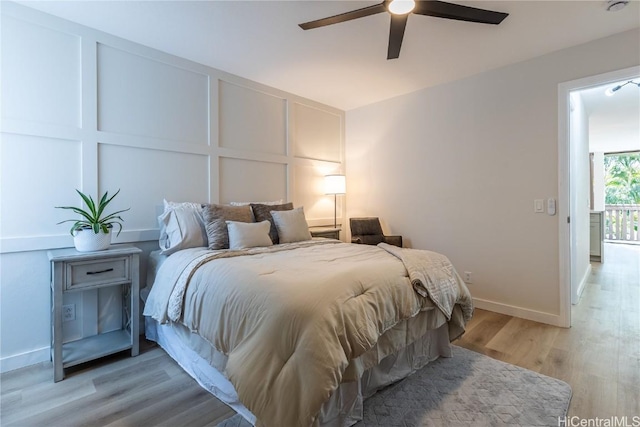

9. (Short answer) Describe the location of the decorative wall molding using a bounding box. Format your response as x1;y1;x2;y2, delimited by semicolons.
0;2;345;254
0;2;345;372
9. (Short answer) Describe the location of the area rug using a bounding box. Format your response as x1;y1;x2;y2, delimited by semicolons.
217;345;572;427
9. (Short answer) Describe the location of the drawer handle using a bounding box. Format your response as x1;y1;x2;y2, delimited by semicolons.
86;268;114;275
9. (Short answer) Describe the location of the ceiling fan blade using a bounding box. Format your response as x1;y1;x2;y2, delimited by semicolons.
414;0;508;25
387;14;409;60
299;3;388;30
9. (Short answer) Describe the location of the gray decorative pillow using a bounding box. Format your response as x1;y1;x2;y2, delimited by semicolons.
250;202;293;244
202;204;253;250
271;207;312;244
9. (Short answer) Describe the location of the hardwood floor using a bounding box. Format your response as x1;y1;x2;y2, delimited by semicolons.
1;243;638;426
456;242;640;419
0;340;236;427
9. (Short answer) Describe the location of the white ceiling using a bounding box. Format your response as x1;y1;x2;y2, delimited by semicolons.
14;0;640;111
579;78;640;153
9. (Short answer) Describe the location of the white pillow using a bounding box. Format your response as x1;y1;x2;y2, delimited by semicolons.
163;199;203;212
270;207;312;244
226;220;273;250
158;199;207;255
229;200;283;206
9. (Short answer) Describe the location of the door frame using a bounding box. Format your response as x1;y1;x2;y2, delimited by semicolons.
557;65;640;327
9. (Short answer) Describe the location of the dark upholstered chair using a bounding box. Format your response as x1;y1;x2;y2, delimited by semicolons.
350;217;402;247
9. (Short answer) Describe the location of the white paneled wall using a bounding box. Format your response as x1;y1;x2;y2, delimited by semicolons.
293;162;344;221
97;144;211;231
219;81;288;156
0;2;344;372
1;14;81;128
0;2;344;251
293;102;343;162
97;44;211;145
219;157;288;204
1;134;82;238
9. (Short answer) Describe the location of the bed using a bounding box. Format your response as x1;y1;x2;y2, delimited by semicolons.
142;202;473;427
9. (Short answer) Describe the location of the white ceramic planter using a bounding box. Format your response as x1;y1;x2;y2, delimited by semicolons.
73;228;112;252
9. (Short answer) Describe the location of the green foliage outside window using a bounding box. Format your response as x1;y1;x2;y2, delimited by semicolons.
604;153;640;205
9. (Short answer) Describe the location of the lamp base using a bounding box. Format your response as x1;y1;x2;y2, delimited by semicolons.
333;193;337;228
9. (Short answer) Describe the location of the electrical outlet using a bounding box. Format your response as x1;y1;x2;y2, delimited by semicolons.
62;304;75;322
463;272;473;284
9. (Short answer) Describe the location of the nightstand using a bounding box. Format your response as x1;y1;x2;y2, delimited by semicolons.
48;244;142;382
309;226;341;240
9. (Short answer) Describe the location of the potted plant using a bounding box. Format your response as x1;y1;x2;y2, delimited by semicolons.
56;189;129;252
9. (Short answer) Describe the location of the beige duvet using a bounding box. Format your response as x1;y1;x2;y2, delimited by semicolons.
144;240;473;426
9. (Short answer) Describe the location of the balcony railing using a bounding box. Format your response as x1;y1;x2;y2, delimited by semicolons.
605;204;640;242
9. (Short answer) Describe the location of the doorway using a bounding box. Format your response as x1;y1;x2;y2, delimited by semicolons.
558;66;640;327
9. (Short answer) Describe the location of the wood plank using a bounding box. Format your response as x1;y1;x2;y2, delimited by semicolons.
568;372;618;419
617;383;640;417
483;316;560;371
458;310;511;347
103;385;231;427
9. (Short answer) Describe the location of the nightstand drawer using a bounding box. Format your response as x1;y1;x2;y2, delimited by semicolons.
65;257;129;290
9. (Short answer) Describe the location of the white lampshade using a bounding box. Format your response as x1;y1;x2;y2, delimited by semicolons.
324;174;346;195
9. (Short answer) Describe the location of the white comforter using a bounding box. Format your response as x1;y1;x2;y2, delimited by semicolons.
144;240;472;426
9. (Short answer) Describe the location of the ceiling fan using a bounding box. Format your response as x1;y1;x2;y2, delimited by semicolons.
299;0;509;60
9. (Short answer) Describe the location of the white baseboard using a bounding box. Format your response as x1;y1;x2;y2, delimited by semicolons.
473;298;564;327
0;346;50;374
573;264;592;305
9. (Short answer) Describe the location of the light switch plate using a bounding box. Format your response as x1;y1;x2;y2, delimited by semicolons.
534;199;544;213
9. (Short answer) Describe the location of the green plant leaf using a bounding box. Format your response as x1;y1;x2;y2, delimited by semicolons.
55;206;94;223
56;189;129;234
76;190;98;221
111;222;123;236
100;210;130;223
95;190;113;220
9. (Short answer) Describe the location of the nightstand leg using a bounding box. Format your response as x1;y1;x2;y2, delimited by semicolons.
52;261;64;382
130;254;139;357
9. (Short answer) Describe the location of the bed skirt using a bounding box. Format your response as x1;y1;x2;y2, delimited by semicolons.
145;317;452;426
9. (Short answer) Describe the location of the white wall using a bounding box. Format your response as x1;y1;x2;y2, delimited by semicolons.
592;152;606;211
0;3;344;372
346;29;640;325
569;92;591;304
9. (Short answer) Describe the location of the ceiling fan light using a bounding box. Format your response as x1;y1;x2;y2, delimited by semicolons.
606;0;629;12
388;0;416;15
